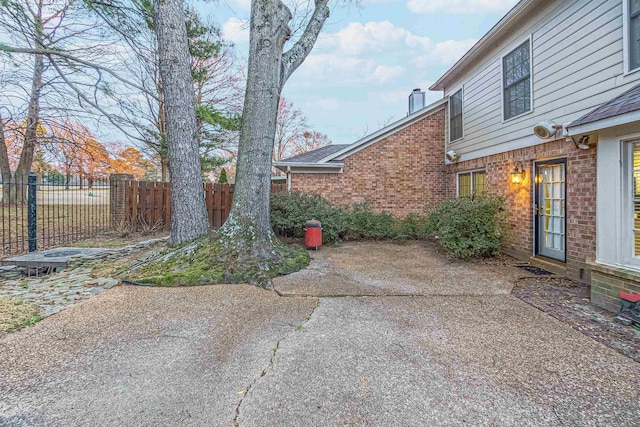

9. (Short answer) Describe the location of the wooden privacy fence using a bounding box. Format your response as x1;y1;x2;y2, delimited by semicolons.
119;181;287;231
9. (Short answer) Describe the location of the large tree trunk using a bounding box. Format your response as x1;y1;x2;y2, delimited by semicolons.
11;6;45;205
220;0;329;264
160;155;170;182
154;0;209;244
65;168;71;190
0;113;13;204
157;92;170;182
220;0;292;261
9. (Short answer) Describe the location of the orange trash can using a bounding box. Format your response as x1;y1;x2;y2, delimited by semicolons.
304;219;322;250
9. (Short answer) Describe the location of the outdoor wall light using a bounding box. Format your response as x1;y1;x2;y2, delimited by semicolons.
511;161;526;184
534;173;543;185
565;134;590;150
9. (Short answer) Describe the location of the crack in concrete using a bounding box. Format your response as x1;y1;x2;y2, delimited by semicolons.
273;291;512;298
232;299;320;427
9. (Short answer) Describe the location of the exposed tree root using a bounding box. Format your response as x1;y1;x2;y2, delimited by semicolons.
126;230;309;288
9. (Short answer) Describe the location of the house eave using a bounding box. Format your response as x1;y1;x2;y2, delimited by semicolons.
567;110;640;135
430;0;539;92
273;161;344;174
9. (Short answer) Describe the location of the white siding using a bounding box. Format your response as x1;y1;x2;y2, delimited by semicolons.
444;0;640;160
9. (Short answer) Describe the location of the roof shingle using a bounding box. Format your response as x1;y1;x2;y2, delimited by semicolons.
278;144;348;163
570;82;640;127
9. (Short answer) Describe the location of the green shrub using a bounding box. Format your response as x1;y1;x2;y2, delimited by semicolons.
394;213;429;239
218;168;228;184
427;195;508;258
343;203;397;240
270;191;347;243
271;192;433;244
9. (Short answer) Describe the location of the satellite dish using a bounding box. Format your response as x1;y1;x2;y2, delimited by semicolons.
534;120;560;139
446;150;459;162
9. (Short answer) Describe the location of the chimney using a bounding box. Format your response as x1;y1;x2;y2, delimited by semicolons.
408;88;425;114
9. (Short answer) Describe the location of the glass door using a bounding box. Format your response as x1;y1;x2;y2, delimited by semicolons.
535;160;566;262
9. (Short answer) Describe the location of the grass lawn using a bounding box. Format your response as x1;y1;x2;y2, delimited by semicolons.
0;295;42;336
1;203;111;255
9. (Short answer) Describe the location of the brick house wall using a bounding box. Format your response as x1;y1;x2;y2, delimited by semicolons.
447;138;597;282
288;107;599;289
290;108;448;217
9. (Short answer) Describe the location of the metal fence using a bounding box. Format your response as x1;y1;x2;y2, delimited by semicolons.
0;173;111;256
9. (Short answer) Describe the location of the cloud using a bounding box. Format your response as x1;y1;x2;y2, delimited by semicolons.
285;19;474;143
222;18;249;44
316;98;340;110
299;55;404;86
298;21;475;86
362;0;399;4
368;65;406;83
302;54;373;78
415;38;478;67
225;0;251;11
407;0;518;14
325;21;430;55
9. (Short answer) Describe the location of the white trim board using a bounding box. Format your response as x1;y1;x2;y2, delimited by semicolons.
273;161;344;174
287;169;344;174
273;161;344;168
450;134;555;163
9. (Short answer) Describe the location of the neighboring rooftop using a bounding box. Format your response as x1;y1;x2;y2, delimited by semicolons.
569;82;640;127
279;144;349;163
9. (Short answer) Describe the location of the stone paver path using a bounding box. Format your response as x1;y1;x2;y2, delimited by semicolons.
0;268;119;317
0;238;165;317
1;241;639;426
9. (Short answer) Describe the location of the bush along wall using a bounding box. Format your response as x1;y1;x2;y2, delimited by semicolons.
271;191;348;243
271;192;508;259
426;195;508;258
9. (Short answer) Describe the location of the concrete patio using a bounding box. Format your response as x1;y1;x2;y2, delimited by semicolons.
1;241;638;426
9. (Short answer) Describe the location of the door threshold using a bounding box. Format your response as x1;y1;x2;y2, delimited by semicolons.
529;256;567;276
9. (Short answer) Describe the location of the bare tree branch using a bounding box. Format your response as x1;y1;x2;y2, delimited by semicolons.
0;44;159;100
281;0;329;86
48;56;146;143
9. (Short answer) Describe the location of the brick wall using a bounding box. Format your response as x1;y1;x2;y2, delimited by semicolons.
290;108;448;217
289;109;598;285
590;263;640;312
447;139;597;282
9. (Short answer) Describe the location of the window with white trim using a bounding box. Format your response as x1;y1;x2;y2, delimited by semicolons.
631;142;640;257
629;0;640;71
457;170;486;197
450;89;463;142
502;40;531;120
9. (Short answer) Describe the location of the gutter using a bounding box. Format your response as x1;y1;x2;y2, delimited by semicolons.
273;161;345;168
273;161;345;175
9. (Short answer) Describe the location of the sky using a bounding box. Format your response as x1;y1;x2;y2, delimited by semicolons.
197;0;521;145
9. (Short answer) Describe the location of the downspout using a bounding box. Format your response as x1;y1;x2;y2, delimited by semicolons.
286;166;291;192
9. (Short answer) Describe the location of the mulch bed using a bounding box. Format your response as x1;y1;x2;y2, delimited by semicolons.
512;277;640;363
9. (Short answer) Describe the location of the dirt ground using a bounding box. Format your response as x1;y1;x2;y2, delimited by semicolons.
73;230;169;248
